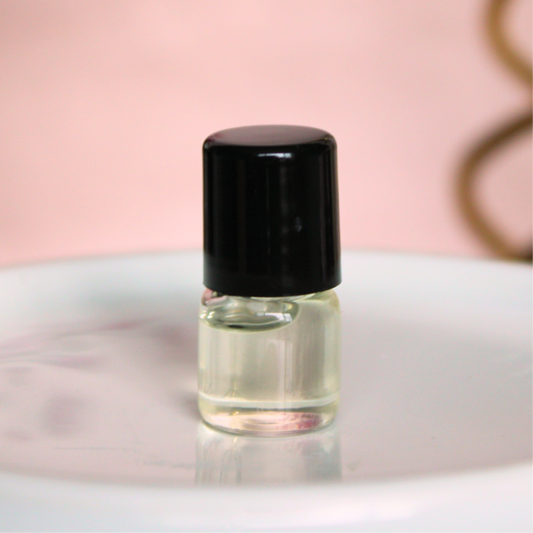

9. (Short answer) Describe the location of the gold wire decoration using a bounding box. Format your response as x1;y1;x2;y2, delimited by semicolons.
457;0;532;261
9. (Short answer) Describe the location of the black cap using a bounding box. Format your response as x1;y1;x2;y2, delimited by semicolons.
203;125;341;297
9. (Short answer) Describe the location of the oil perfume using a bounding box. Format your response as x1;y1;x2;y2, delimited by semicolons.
199;125;341;436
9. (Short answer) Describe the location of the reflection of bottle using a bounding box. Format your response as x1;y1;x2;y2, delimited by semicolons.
199;125;342;436
196;422;341;485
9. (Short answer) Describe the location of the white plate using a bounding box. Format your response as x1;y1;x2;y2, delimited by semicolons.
0;251;530;531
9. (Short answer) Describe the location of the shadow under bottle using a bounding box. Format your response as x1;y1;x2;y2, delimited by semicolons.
196;421;341;485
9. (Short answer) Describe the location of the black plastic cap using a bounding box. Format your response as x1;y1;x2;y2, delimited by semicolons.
203;125;341;297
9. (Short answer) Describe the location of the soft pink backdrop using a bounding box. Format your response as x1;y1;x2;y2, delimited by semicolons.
0;0;531;265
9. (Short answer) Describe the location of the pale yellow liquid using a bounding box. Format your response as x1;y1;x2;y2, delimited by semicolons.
198;289;341;436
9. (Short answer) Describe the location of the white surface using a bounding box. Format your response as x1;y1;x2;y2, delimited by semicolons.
0;251;530;531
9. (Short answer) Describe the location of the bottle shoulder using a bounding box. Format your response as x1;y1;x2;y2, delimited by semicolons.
199;288;339;332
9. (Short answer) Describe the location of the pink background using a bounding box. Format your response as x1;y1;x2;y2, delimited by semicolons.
0;0;530;266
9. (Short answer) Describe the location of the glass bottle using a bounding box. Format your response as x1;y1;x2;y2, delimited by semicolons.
198;289;341;435
200;125;341;436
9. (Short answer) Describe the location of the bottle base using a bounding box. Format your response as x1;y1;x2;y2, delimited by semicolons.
198;396;339;436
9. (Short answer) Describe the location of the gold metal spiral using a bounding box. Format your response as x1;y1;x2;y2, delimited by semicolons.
457;0;532;261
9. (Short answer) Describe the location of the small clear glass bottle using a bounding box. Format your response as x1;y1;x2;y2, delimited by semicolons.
200;125;341;436
198;289;341;435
